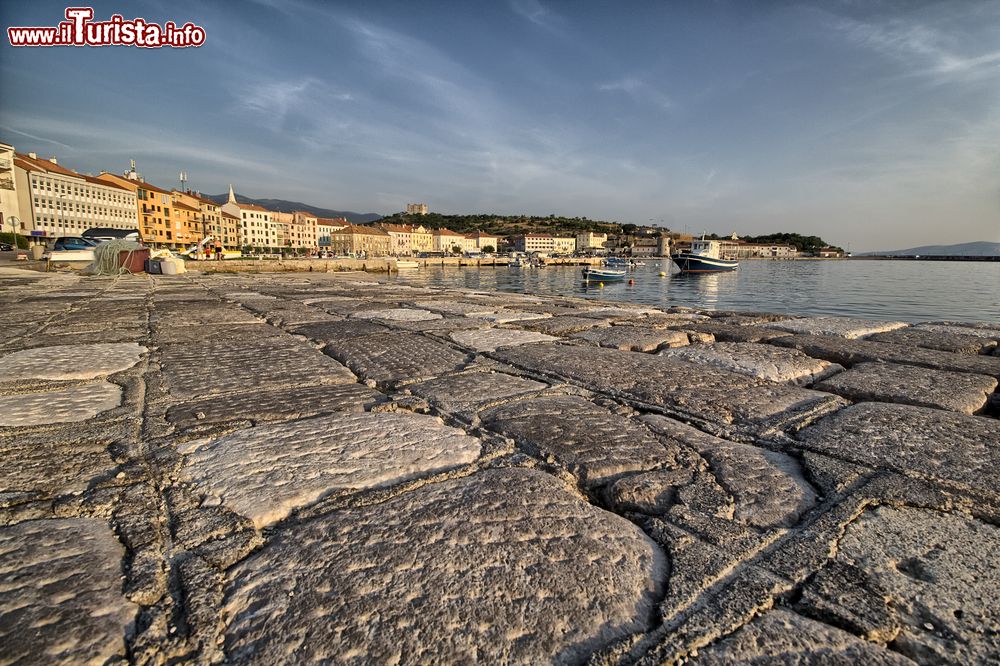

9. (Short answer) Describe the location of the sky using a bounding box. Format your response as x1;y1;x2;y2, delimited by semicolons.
1;0;998;251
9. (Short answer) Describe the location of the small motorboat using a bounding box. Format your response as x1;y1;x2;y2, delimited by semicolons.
582;266;627;281
672;238;739;272
394;260;419;269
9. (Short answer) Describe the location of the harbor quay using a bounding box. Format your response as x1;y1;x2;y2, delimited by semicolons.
0;269;998;665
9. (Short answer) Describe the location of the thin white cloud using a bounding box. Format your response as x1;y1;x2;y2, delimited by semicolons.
598;77;673;110
0;125;74;150
509;0;562;31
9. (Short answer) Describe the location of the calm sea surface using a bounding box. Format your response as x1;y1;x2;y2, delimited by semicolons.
392;259;1000;324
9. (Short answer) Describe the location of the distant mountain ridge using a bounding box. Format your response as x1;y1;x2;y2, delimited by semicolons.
863;241;1000;256
205;193;381;224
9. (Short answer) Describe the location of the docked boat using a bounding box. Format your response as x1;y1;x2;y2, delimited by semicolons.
672;239;739;272
394;260;419;269
582;266;627;281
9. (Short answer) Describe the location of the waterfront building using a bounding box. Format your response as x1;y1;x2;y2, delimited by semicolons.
411;225;433;253
433;227;466;254
630;237;659;257
376;223;414;256
329;224;391;256
463;230;501;253
576;231;608;251
406;203;428;215
552;236;577;254
185;192;231;248
219;211;240;248
0;142;25;238
95;163;177;247
817;247;843;258
316;217;348;248
733;242;797;259
511;234;555;254
169;195;203;249
291;211;319;251
13;153;139;242
222;186;276;251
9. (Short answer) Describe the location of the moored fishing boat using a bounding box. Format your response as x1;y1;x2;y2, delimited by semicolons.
672;238;739;272
582;266;627;281
395;260;419;269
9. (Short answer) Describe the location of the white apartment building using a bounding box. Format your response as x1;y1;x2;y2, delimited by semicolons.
462;230;501;253
221;186;275;250
376;223;414;255
316;217;349;247
0;142;24;237
433;228;466;253
512;234;554;253
13;152;138;240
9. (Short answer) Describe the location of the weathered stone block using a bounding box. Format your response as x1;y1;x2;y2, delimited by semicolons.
160;337;355;398
690;609;912;664
221;469;665;664
490;344;846;437
772;334;1000;378
449;327;558;352
166;383;385;430
0;343;146;382
571;326;690;352
868;328;998;355
642;416;818;529
516;315;611;335
0;382;122;427
659;342;843;385
671;321;794;343
832;506;1000;663
814;362;997;414
482;395;676;485
350;307;442;322
289;319;391;342
323;332;472;388
0;518;137;665
406;371;548;419
182;411;481;528
796;402;1000;498
763;316;908;339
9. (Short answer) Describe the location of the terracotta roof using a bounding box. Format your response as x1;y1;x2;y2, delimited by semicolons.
316;216;349;226
433;227;464;236
221;211;239;220
337;224;389;236
234;202;271;212
377;223;413;233
15;154;133;192
172;201;200;212
137;181;171;195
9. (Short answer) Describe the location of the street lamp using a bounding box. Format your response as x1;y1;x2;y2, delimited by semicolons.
8;215;19;251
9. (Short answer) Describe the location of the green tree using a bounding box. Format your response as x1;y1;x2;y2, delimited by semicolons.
482;245;495;254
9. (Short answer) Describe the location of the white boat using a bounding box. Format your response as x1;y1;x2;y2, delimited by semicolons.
395;260;419;269
582;266;627;281
672;238;739;272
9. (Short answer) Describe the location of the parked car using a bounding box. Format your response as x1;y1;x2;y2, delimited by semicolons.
53;237;99;251
83;227;140;242
0;242;13;251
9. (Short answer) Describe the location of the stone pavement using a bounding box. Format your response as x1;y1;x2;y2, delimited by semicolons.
0;268;998;665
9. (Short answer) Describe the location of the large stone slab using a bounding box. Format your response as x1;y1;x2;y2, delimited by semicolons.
868;327;998;355
470;310;551;324
771;334;1000;378
350;307;442;322
914;322;1000;340
449;327;558;352
0;433;119;502
159;337;356;398
406;371;549;419
288;319;392;342
571;326;689;352
490;344;846;437
763;317;908;339
642;416;818;529
166;383;385;431
182;412;481;528
0;382;123;427
814;362;997;414
323;332;472;388
796;402;1000;499
151;303;260;326
481;395;675;485
0;343;146;382
659;342;842;385
0;518;137;665
670;321;794;343
691;608;912;664
221;469;664;663
516;315;611;336
832;506;999;663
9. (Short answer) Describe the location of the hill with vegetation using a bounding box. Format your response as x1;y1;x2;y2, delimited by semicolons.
374;213;623;236
206;193;381;224
861;241;999;257
703;232;843;254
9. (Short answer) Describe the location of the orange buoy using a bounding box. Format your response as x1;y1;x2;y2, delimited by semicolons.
628;279;634;285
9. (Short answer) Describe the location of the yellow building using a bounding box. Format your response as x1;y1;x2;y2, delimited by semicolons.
329;224;391;256
291;211;319;251
96;167;180;247
411;224;433;253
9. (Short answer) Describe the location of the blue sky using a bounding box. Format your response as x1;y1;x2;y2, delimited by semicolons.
2;0;998;250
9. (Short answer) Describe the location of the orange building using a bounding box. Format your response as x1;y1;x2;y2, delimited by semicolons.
96;169;180;247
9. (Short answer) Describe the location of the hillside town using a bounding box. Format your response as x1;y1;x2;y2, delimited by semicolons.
0;143;844;259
